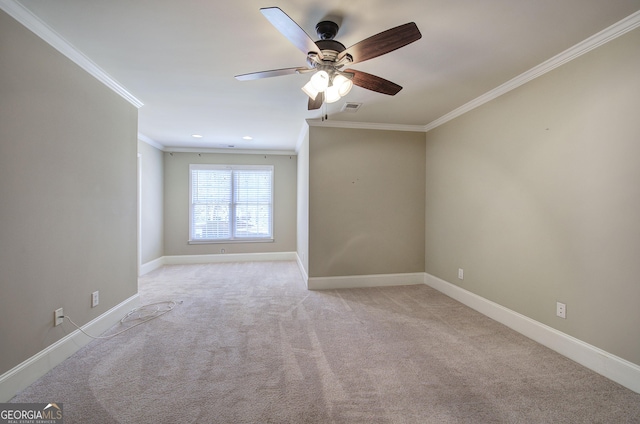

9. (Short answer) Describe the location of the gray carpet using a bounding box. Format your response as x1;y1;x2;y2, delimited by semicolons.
11;261;640;423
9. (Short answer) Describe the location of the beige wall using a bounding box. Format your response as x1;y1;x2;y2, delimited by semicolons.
424;28;640;365
163;152;297;256
138;140;164;265
309;127;425;278
0;11;139;373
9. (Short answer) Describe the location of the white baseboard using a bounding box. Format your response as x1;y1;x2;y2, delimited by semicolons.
140;256;164;275
19;263;635;398
424;273;640;394
0;294;140;402
139;252;299;275
308;272;425;290
295;253;309;289
164;251;297;265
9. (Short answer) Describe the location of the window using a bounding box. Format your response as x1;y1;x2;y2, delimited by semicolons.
189;164;273;242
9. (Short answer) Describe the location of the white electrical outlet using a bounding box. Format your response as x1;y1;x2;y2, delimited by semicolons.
556;302;566;319
92;291;99;308
54;308;64;326
458;268;464;280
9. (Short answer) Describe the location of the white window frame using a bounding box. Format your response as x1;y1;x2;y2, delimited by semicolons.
189;164;274;243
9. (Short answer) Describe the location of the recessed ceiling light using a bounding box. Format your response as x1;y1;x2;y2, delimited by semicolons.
242;136;253;140
191;134;203;138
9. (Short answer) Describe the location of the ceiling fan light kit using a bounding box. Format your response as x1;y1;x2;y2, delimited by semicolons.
302;70;353;102
235;7;422;110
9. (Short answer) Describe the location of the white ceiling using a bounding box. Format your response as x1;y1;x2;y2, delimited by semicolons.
7;0;640;152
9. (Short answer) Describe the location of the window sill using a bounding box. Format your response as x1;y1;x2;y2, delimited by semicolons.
188;238;274;245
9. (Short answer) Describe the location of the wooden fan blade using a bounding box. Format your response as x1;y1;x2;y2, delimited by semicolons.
261;7;323;59
308;92;324;110
235;67;309;81
338;22;421;65
345;69;403;95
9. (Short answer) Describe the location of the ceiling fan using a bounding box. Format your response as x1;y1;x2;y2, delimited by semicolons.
235;7;422;110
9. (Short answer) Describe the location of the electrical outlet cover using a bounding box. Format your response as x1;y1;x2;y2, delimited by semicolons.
54;308;64;326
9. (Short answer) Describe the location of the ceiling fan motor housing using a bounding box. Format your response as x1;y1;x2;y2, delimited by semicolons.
307;38;351;70
312;21;349;65
315;39;346;55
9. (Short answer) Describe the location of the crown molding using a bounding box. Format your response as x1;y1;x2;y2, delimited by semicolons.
424;10;640;132
137;133;297;155
0;0;144;108
307;119;425;133
137;133;165;150
164;147;297;156
306;11;640;135
5;0;637;139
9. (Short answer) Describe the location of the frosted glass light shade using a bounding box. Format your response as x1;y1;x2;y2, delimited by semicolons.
325;85;341;103
333;74;353;97
310;71;329;91
302;81;319;100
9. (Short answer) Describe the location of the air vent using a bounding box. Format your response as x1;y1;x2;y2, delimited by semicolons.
341;102;362;113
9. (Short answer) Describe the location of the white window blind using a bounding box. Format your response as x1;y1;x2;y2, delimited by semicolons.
189;165;273;242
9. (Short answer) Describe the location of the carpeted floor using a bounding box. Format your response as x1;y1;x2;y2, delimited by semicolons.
11;261;640;423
